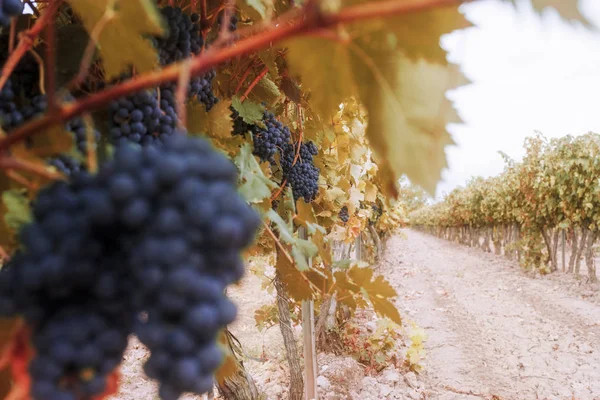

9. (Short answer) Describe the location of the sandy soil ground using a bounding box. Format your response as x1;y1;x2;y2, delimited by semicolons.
109;229;600;400
389;230;600;400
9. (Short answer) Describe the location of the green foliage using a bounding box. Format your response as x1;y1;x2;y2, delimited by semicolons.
0;0;587;396
2;190;31;232
411;133;600;271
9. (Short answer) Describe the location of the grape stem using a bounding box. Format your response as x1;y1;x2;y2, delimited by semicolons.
0;0;467;151
239;66;269;102
232;59;262;96
0;0;63;93
45;3;59;112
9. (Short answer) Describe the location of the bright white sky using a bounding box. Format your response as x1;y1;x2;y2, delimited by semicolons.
436;0;600;199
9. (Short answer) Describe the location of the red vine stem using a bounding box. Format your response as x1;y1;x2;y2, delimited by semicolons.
45;3;58;112
0;157;64;180
232;61;259;96
240;66;268;102
0;0;63;93
270;179;288;201
0;244;8;261
0;0;465;152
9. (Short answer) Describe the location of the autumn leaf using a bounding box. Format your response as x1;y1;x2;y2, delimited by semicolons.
283;38;355;120
384;4;472;65
68;0;164;79
510;0;591;26
276;249;313;301
188;100;234;139
215;331;239;385
349;33;462;195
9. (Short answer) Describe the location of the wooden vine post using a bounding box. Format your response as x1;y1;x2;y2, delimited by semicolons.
299;227;318;400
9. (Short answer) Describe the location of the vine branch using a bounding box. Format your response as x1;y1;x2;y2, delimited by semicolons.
0;0;63;93
240;66;268;102
0;0;465;151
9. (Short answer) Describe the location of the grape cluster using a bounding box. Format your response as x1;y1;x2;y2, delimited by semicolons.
48;155;84;177
281;141;320;202
339;206;349;223
0;0;24;27
109;89;176;145
230;108;252;137
231;109;291;162
0;42;40;132
217;11;239;32
109;7;218;145
156;7;218;110
0;79;23;130
0;134;260;400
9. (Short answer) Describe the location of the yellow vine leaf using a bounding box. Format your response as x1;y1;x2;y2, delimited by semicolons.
512;0;591;26
283;38;355;121
384;4;472;65
188;100;234;140
67;0;164;79
334;266;401;325
214;331;238;385
276;249;313;301
349;35;462;195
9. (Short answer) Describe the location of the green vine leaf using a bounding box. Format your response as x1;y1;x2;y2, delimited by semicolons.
2;190;31;232
235;144;278;204
266;209;317;270
67;0;164;79
231;97;265;125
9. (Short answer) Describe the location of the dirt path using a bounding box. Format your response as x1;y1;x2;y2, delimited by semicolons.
383;230;600;400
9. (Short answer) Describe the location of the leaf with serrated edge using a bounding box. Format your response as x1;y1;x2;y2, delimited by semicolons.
283;38;354;120
68;0;163;79
514;0;591;26
349;34;462;195
276;249;313;300
384;5;472;65
207;100;234;139
231;96;264;125
235;144;278;203
248;76;283;106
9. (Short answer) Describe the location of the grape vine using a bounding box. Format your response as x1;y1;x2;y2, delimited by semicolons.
0;134;260;400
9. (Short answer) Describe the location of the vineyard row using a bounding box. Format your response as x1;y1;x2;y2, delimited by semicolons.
410;133;600;282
